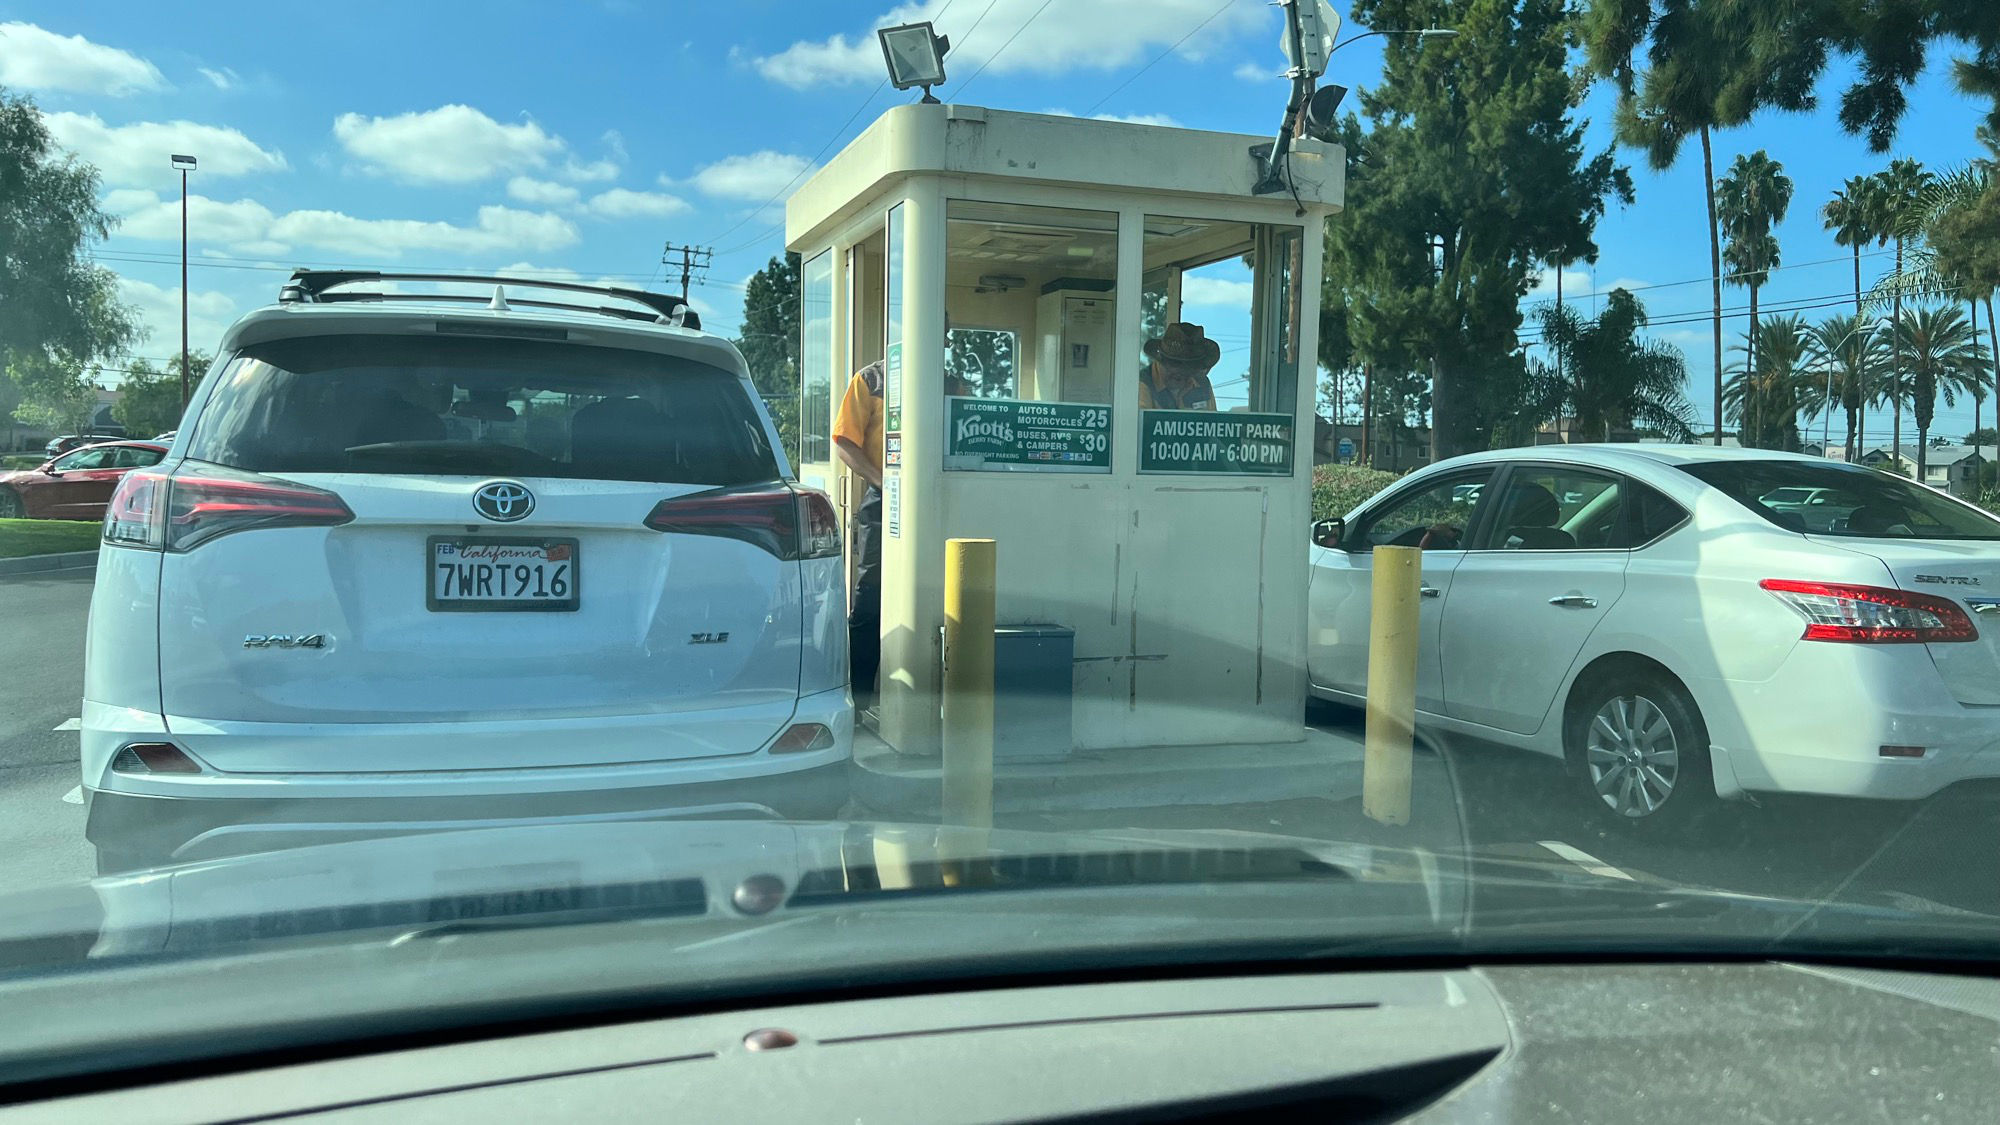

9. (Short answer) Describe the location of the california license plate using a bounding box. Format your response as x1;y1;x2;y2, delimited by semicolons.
428;537;579;612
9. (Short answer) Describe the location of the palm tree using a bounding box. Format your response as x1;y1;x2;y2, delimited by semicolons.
1806;313;1888;458
1871;163;2000;471
1723;315;1816;451
1895;307;1990;479
1872;158;1935;458
1821;176;1888;459
1581;2;1808;447
1529;288;1697;442
1717;151;1793;431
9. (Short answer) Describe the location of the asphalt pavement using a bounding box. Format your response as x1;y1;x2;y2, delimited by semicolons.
0;570;93;893
2;567;1996;925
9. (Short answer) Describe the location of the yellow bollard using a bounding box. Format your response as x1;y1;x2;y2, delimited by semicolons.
1363;545;1422;826
941;538;996;828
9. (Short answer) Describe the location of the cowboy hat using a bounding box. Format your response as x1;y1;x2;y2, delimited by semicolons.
1143;322;1221;368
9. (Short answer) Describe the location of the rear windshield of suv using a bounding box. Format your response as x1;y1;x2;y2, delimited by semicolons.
186;334;780;486
1682;460;2000;540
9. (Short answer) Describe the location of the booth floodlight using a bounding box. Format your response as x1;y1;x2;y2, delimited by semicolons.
877;22;950;103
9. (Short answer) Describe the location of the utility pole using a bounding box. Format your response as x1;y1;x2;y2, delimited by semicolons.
171;154;198;406
660;242;713;300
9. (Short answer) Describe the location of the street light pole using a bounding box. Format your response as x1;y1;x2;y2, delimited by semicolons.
171;154;198;407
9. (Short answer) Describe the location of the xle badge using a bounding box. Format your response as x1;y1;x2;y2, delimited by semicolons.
689;632;730;645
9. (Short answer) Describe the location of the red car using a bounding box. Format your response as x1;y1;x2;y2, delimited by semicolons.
0;441;168;521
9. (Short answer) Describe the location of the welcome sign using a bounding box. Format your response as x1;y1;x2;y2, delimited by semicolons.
945;397;1111;473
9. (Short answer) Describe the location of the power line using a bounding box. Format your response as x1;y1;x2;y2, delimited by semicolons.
704;0;971;259
1082;0;1242;116
951;0;1058;99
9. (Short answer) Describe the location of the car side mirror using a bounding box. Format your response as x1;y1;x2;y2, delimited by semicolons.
41;464;61;477
1311;518;1345;550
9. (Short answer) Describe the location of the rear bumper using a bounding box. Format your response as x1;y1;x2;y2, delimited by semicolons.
1691;646;2000;802
86;758;852;868
83;686;853;866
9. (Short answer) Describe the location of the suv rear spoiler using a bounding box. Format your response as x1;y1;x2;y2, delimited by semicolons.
277;270;701;331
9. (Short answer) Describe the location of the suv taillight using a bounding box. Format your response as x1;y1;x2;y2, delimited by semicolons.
103;464;353;552
644;483;842;561
1760;579;1978;644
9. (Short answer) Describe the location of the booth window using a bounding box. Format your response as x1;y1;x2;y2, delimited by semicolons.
941;199;1117;473
800;249;833;466
1136;216;1304;476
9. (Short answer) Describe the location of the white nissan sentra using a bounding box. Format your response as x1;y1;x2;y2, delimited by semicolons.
82;271;851;873
1308;445;2000;831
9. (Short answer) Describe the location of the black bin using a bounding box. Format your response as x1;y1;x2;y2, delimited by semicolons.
993;624;1075;762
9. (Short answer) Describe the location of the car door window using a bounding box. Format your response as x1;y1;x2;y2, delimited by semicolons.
1352;471;1495;551
111;446;163;468
1612;482;1688;547
1482;468;1624;550
52;448;113;471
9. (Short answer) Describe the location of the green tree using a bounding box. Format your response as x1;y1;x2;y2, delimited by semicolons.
1528;288;1696;442
1722;315;1813;451
1583;2;2000;153
0;88;136;380
1581;0;1812;448
1806;313;1886;461
1894;306;1988;478
1716;150;1793;423
113;353;207;437
1870;163;2000;465
1329;0;1632;459
1821;175;1888;458
735;253;801;465
1966;427;1999;446
1872;157;1935;457
7;353;100;436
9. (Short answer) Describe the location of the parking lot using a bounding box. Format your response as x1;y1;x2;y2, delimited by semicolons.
6;564;1997;919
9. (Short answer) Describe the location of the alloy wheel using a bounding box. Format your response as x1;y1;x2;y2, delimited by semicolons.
1584;694;1681;819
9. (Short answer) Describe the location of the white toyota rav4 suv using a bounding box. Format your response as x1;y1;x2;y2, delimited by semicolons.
83;271;851;873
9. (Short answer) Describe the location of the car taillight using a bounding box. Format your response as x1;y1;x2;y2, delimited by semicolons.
103;464;352;552
1760;579;1978;644
103;469;169;548
644;484;843;561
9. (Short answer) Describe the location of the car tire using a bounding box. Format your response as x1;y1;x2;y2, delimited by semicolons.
1565;669;1715;835
0;488;22;519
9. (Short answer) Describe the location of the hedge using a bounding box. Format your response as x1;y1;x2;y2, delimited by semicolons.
1311;464;1400;521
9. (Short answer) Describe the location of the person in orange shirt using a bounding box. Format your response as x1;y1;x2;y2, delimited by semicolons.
834;358;887;702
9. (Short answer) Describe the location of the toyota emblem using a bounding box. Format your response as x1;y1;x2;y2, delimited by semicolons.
473;481;535;523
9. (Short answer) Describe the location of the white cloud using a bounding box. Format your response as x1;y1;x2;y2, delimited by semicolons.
0;22;167;95
583;188;690;219
754;0;1264;88
269;206;580;257
495;262;582;281
108;190;280;247
197;66;240;90
1182;277;1254;307
1525;266;1593;300
686;151;817;201
1039;108;1180;127
106;190;580;258
333;105;565;184
46;112;287;188
561;156;621;183
113;276;239;355
506;176;581;207
1234;61;1275;82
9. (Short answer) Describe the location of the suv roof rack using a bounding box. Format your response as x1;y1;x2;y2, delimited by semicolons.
276;269;701;331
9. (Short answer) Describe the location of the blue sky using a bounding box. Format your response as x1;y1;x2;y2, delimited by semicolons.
2;2;1991;444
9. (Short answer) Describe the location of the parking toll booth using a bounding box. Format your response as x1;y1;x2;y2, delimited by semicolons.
788;104;1343;757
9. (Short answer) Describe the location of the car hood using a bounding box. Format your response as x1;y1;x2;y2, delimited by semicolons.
0;468;45;487
2;818;1438;961
0;818;1990;1091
